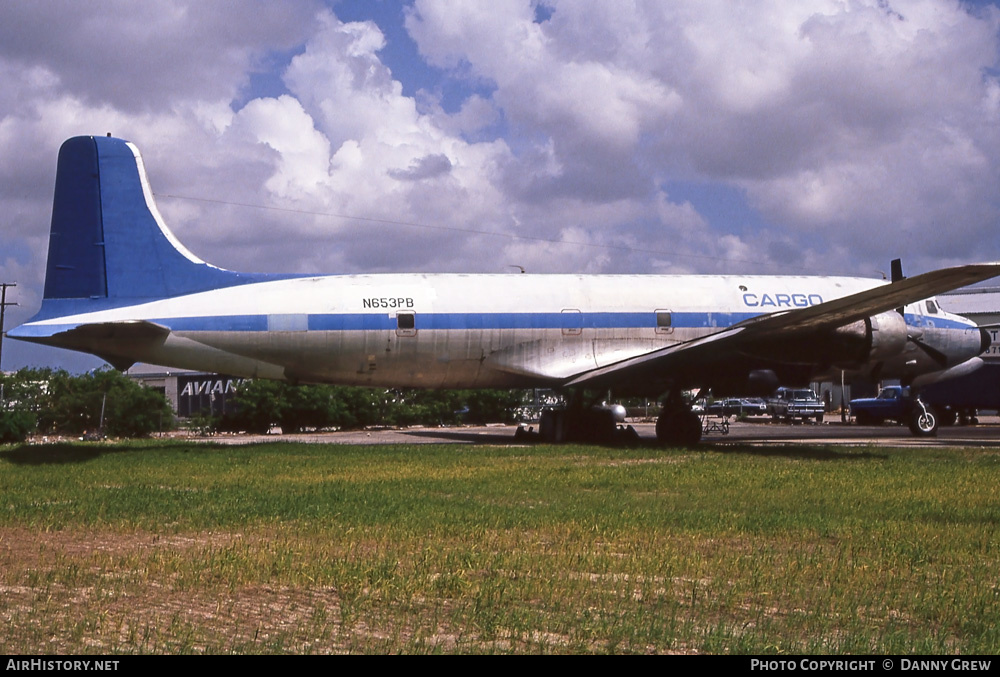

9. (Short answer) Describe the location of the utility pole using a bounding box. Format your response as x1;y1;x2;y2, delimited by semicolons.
0;282;17;372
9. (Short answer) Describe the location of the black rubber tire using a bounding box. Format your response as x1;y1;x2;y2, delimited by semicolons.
656;410;702;447
855;412;877;426
908;406;938;437
937;408;957;427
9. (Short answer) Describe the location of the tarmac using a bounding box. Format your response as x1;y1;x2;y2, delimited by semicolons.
181;415;1000;448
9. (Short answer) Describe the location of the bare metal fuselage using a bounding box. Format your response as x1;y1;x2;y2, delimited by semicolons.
20;272;984;394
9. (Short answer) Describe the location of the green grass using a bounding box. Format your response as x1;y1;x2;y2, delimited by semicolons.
1;440;998;653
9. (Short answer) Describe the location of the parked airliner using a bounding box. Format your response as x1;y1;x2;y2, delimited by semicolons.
10;136;999;443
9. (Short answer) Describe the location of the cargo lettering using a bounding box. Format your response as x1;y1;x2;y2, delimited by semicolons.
743;293;823;308
362;297;414;309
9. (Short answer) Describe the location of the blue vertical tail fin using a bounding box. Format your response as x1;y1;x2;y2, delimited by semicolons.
42;135;273;305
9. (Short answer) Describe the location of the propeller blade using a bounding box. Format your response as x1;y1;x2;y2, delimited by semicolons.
892;259;905;315
891;259;905;283
897;259;945;366
908;335;948;366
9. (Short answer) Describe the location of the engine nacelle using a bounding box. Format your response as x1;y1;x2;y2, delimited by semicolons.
827;311;908;367
742;311;909;368
591;403;627;423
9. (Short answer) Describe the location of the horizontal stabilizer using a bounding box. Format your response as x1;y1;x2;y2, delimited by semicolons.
11;320;171;371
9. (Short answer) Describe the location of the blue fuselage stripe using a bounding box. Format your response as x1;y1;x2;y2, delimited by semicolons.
14;311;971;340
152;311;759;332
116;311;975;333
202;312;971;332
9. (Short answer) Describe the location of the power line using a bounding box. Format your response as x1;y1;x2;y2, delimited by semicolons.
0;282;17;371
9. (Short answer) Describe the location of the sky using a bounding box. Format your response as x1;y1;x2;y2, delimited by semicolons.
1;0;999;372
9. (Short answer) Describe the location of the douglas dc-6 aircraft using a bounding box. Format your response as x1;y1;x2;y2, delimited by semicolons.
10;136;1000;443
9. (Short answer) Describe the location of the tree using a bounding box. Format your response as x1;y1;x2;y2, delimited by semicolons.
223;381;529;434
279;384;341;434
0;368;51;442
223;379;287;433
37;368;173;437
0;410;35;443
227;381;383;433
459;389;525;424
0;367;53;414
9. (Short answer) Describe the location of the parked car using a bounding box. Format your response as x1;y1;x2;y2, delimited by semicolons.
741;398;770;417
849;385;939;436
768;387;825;423
705;397;769;418
704;398;743;417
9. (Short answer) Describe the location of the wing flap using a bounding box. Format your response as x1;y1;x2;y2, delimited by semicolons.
564;327;746;390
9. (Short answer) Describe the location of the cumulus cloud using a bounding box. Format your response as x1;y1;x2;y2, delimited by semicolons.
388;153;453;181
0;0;321;112
407;0;1000;272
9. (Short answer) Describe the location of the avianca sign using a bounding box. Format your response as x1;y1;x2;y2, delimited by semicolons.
179;377;244;397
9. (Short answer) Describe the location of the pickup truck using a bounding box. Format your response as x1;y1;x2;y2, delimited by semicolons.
849;385;938;436
768;387;825;423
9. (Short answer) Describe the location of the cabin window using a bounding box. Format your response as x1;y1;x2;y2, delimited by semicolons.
655;310;673;334
396;312;416;337
925;300;939;315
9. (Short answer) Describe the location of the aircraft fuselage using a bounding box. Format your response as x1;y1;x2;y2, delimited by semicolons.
17;272;984;394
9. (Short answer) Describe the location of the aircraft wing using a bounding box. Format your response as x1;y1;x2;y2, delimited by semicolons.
565;262;1000;390
730;262;1000;335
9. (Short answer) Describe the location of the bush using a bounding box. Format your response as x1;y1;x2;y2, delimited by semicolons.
225;382;526;433
35;368;173;437
0;410;36;443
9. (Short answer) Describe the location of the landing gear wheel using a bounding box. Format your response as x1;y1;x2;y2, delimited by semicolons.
908;406;938;437
656;409;702;447
539;404;632;445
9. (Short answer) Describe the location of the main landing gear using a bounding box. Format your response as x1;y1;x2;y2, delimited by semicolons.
522;390;703;447
534;403;639;444
527;391;638;444
655;396;702;447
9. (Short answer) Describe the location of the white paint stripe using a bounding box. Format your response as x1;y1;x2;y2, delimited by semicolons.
126;141;226;270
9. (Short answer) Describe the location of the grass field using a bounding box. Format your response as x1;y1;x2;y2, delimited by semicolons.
1;439;998;654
